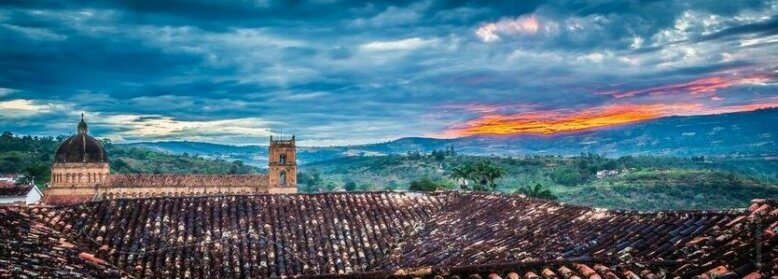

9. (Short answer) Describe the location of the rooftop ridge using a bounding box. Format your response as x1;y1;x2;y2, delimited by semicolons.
33;190;755;214
431;190;750;214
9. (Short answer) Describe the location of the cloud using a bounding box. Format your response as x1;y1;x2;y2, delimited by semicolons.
599;73;776;98
100;114;274;143
351;2;427;28
577;52;607;63
437;104;693;137
437;101;778;137
360;37;438;51
476;15;541;42
0;1;776;145
0;88;16;97
1;23;67;41
0;99;71;118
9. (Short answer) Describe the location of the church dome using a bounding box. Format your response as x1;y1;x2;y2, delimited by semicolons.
54;115;108;163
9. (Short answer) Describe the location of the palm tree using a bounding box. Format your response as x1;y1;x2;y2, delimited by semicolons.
467;162;486;191
450;161;506;191
483;165;505;190
467;161;503;191
517;183;557;200
449;166;471;190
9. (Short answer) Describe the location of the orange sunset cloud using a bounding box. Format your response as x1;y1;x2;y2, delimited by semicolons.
438;102;778;138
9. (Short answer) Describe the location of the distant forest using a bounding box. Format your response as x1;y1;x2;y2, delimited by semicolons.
299;148;778;209
0;132;260;187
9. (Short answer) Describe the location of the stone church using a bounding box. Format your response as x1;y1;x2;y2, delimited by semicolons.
43;115;297;204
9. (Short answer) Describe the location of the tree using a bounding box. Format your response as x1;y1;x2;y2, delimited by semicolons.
228;160;246;174
432;149;446;161
483;164;505;190
517;183;557;200
308;172;323;192
322;180;339;192
19;164;49;186
297;170;324;193
551;167;584;186
449;166;472;190
463;161;505;191
386;180;400;191
344;181;357;192
409;178;445;192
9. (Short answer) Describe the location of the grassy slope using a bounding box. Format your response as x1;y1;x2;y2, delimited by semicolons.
109;145;261;175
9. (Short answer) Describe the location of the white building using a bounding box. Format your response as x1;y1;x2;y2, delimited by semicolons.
0;185;44;205
0;174;19;183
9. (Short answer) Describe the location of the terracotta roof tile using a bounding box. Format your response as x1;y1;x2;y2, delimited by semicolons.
1;192;776;278
0;207;125;278
42;194;95;205
0;185;33;197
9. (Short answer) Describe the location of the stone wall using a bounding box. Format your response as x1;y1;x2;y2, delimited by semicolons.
45;173;274;204
50;162;110;188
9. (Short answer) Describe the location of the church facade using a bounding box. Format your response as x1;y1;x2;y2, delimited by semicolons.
43;116;297;205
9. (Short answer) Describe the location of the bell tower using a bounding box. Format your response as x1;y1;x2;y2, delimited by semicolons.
267;135;297;193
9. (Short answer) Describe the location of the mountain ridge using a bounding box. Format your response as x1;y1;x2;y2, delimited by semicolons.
119;108;778;166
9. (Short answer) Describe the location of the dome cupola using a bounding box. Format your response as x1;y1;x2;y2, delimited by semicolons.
77;113;88;134
54;114;108;163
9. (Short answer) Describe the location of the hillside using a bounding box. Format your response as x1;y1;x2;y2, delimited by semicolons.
364;107;778;156
125;141;267;165
299;153;778;210
126;108;778;165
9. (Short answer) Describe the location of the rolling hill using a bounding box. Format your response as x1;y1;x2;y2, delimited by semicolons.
123;108;778;166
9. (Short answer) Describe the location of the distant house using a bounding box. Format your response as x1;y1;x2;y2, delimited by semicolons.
596;169;620;179
0;174;20;183
0;185;44;205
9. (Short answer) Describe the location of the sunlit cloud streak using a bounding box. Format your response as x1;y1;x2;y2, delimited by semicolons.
439;101;778;138
598;74;776;99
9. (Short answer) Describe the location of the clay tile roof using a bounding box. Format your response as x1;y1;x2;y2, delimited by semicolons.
0;185;33;197
42;194;95;205
0;207;125;278
1;192;776;279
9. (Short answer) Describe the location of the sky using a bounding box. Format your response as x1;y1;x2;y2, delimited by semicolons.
0;0;777;146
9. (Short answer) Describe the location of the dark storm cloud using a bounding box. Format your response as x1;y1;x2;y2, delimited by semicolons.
0;0;776;144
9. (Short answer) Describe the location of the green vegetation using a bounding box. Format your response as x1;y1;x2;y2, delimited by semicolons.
517;183;557;200
3;131;777;210
108;144;258;175
0;132;261;188
300;148;778;210
408;177;452;191
449;161;505;190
